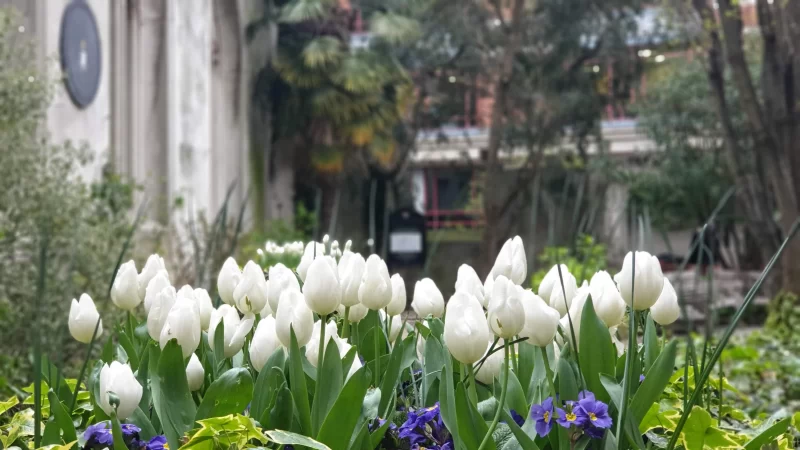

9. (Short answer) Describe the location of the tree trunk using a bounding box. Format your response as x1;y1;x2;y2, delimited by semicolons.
481;0;527;275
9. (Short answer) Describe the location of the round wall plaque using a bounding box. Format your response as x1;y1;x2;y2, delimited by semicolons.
60;0;102;108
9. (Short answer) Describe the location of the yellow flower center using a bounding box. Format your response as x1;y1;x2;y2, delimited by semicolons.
543;411;550;423
566;412;577;421
589;412;598;421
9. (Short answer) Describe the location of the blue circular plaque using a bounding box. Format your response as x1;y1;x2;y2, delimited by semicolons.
59;0;101;108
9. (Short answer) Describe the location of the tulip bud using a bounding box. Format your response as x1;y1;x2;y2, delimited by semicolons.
217;258;242;306
444;293;491;364
359;255;393;310
304;257;342;315
186;354;205;391
337;337;362;380
297;241;325;282
98;362;142;420
208;304;255;358
455;264;486;307
138;254;167;300
234;261;269;314
490;236;527;285
475;341;506;384
650;278;679;325
338;253;365;307
275;290;314;348
111;261;141;311
267;263;300;314
344;303;369;323
589;271;626;328
259;297;273;317
517;288;560;347
143;270;170;314
250;315;283;372
613;251;664;310
193;288;214;330
483;273;495;306
159;291;202;359
147;286;175;340
305;319;340;367
487;276;525;338
412;278;445;319
386;274;407;316
540;265;578;317
69;294;102;344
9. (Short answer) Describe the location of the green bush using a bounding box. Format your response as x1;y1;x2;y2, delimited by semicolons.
0;8;133;394
530;234;608;288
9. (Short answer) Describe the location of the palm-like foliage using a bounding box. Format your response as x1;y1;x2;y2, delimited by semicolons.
251;0;413;175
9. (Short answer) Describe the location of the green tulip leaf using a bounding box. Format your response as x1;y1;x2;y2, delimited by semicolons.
41;420;62;446
378;335;407;416
288;328;313;435
151;340;196;450
110;414;129;450
195;367;253;421
501;409;540;450
578;296;616;403
47;390;77;444
135;348;151;412
517;343;536;397
557;355;579;402
251;349;287;421
268;386;295;432
316;365;370;450
744;417;791;450
369;415;392;449
265;429;331;450
118;331;139;372
437;338;461;449
599;374;646;450
502;368;528;421
630;340;677;424
455;382;495;450
311;337;344;435
643;315;660;372
129;407;157;440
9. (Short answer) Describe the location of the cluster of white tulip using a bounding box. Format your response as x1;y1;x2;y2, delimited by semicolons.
438;238;681;383
257;240;305;258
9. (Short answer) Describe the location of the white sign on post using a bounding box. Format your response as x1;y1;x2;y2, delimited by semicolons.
390;231;423;254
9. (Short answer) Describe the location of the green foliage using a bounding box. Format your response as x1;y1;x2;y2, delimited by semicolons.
0;8;134;394
619;60;737;230
240;202;316;270
531;235;608;288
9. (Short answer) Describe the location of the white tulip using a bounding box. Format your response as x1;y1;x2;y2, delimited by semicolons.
297;241;325;282
275;290;314;348
259;298;273;317
475;341;506;385
208;304;255;358
337;338;362;380
539;265;578;317
147;286;176;340
650;278;680;325
387;274;407;316
69;294;102;344
614;251;664;310
305;319;340;367
517;288;560;347
345;303;369;323
267;263;300;314
250;316;283;372
412;278;445;318
444;293;491;364
455;264;486;307
217;258;242;306
138;254;167;300
159;292;202;359
487;276;525;338
304;257;342;315
143;271;170;314
193;288;214;330
233;261;269;314
111;261;141;311
338;253;365;307
589;271;626;328
483;273;495;306
490;236;527;285
559;281;591;343
98;362;142;420
388;315;404;343
186;354;205;391
359;255;393;310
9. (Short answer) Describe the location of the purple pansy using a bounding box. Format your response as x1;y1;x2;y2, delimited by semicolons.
529;397;556;437
577;396;613;430
84;422;114;447
397;402;452;449
509;409;525;427
121;423;141;436
556;401;587;428
639;374;645;383
145;435;168;450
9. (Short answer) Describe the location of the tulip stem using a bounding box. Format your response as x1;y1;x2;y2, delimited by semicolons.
343;307;350;339
478;344;509;450
540;346;557;399
509;339;518;374
373;318;381;386
466;364;478;405
314;314;327;433
617;306;637;450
